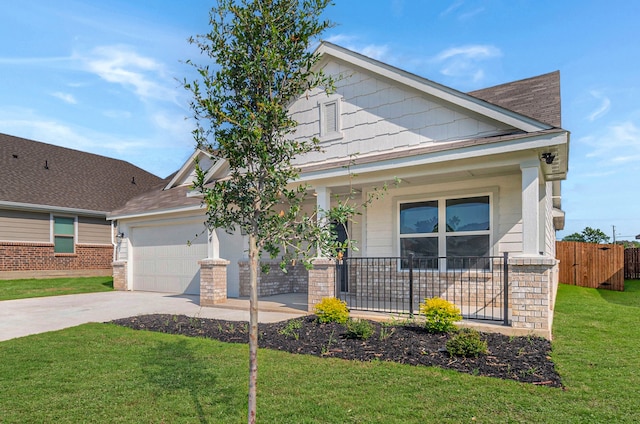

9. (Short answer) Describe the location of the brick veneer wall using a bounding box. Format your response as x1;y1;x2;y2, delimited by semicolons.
0;242;113;271
238;260;308;296
199;258;229;305
509;256;558;339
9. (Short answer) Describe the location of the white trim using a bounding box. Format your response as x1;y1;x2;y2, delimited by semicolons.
394;189;496;267
108;204;205;221
318;94;343;142
297;131;568;184
0;200;106;216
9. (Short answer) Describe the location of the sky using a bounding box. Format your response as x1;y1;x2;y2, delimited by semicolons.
1;1;639;241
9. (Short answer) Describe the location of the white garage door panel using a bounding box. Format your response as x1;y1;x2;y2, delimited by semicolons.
132;223;207;295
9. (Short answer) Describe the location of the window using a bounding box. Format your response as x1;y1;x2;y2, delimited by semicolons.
54;216;75;253
399;195;491;269
319;96;342;140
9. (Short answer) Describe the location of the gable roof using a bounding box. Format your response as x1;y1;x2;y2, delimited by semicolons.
316;42;555;133
0;133;163;213
468;71;561;128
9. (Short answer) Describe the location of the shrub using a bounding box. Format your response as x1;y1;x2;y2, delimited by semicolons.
419;297;461;333
446;328;488;357
345;318;374;340
314;297;349;324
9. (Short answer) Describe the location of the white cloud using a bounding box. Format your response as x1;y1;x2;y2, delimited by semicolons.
78;45;178;103
50;91;77;104
440;1;463;17
325;34;392;62
432;45;501;82
459;7;485;21
581;120;640;168
587;91;611;121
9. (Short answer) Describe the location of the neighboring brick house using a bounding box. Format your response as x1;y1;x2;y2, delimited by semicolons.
0;133;163;279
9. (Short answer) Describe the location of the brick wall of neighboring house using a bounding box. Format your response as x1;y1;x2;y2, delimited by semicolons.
0;242;113;272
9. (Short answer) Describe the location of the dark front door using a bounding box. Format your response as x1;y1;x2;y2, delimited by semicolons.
334;221;349;292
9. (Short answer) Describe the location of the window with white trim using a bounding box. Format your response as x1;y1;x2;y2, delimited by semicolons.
319;96;342;140
399;195;491;269
53;216;75;253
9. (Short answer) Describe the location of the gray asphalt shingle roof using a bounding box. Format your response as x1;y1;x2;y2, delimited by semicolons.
468;71;561;128
0;133;163;212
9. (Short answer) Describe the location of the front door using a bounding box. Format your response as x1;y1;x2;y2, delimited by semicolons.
334;221;349;292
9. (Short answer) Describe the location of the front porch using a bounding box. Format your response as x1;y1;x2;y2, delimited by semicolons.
198;254;559;339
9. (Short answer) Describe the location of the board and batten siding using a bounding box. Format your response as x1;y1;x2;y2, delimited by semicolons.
290;60;514;166
0;209;50;242
77;216;111;245
364;173;523;257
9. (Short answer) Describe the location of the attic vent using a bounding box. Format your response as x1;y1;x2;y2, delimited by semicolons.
12;154;18;159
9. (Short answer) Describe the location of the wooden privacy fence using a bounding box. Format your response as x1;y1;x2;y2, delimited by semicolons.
556;241;624;291
625;248;640;279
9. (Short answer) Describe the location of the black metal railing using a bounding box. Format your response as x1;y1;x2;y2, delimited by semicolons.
336;253;509;324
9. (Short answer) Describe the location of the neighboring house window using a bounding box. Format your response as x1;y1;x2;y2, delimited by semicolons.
399;195;491;269
54;216;75;253
319;96;343;140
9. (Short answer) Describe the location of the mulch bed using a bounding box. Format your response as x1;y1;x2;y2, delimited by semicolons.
109;314;562;387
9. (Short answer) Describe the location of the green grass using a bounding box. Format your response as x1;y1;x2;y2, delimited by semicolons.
0;276;113;300
0;281;638;423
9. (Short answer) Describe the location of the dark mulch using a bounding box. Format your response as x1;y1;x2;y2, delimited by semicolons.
109;314;562;387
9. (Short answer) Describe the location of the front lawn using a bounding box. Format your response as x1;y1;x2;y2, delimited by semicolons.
0;281;638;423
0;276;113;301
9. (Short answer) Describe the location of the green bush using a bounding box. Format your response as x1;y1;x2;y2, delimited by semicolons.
314;297;349;324
446;328;488;357
345;318;374;340
419;297;462;333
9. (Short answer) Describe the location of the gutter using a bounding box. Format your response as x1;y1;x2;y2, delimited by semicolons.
0;200;107;217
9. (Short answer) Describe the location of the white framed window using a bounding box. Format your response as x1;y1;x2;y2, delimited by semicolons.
52;215;76;254
319;95;343;141
398;195;492;269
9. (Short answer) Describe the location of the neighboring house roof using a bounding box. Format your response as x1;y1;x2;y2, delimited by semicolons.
0;133;163;213
468;71;561;128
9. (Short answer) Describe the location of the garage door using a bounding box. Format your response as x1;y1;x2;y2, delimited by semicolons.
131;222;208;295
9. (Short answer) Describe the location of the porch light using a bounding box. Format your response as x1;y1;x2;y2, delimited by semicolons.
541;152;555;164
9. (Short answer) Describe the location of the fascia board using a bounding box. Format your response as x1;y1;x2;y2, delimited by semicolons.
164;149;211;190
203;158;229;184
0;201;107;217
107;204;204;221
297;132;568;183
316;42;550;133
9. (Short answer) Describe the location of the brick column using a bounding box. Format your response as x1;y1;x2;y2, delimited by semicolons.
509;256;558;339
307;258;336;312
199;258;230;306
112;261;128;291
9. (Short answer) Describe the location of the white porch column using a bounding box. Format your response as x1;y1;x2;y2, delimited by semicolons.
315;186;331;257
521;162;541;256
207;227;220;259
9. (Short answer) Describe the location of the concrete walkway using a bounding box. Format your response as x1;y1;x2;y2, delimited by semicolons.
0;291;308;342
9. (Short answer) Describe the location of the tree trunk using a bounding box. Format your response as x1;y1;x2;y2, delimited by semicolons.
247;233;258;424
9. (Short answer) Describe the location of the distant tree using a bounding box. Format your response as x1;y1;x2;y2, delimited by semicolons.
562;227;610;244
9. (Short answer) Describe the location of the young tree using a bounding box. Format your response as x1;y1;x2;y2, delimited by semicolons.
184;1;344;422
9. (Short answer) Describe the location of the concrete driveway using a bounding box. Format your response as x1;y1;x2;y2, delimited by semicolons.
0;291;307;342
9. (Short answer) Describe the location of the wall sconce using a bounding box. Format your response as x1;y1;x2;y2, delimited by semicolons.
541;152;555;165
116;232;125;239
